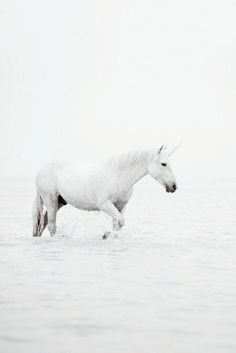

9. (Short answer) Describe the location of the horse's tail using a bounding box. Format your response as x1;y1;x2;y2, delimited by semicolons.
32;191;48;237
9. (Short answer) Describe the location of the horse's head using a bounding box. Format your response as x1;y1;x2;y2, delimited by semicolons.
148;144;179;193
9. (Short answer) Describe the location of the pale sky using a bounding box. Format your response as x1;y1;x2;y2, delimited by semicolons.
0;0;236;179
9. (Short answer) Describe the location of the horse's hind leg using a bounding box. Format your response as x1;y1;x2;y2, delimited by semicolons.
42;194;58;237
37;210;48;236
39;194;66;237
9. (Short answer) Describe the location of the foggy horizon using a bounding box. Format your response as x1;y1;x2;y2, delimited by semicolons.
1;0;236;179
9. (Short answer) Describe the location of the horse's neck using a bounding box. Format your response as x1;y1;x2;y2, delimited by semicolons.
106;150;151;190
123;162;148;190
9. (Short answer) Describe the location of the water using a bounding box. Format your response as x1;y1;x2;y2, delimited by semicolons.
0;178;236;353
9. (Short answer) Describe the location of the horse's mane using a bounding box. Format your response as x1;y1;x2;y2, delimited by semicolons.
105;149;152;176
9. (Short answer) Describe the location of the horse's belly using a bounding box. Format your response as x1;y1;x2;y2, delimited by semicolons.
57;174;98;211
73;202;98;211
59;189;98;211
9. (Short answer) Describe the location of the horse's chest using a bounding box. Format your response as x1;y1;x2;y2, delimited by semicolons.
111;190;130;212
113;198;127;212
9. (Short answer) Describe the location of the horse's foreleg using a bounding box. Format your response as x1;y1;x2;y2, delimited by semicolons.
113;204;127;231
100;201;125;239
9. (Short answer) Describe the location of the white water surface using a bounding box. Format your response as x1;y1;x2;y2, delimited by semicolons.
0;178;236;353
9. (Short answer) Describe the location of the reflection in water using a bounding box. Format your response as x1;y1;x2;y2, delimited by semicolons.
0;180;236;353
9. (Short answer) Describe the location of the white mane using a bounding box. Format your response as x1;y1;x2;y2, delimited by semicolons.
104;149;153;176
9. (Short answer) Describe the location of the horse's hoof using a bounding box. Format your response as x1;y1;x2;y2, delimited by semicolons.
102;232;110;240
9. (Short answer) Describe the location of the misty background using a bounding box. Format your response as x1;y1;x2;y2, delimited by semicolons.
1;3;236;353
0;0;236;180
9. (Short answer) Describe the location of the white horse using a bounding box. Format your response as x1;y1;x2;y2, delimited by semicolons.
32;145;178;238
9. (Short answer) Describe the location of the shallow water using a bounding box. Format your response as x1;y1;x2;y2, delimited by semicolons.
0;178;236;353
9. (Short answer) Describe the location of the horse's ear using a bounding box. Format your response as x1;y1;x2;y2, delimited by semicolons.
159;145;164;154
159;144;167;154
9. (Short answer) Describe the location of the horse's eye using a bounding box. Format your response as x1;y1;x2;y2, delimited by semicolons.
161;163;167;167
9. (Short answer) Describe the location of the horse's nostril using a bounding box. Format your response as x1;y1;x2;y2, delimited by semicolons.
173;184;177;190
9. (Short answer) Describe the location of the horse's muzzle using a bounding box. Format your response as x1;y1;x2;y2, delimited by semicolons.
165;183;177;193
